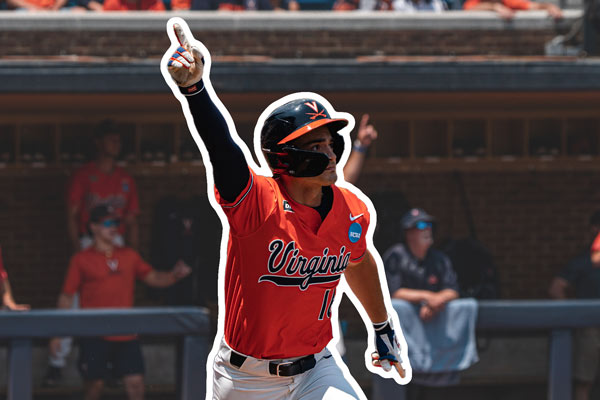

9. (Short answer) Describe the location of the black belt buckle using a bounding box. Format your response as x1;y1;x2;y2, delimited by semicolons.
269;355;316;377
275;361;294;376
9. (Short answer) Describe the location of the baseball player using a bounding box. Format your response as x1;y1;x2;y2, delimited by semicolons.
162;18;410;399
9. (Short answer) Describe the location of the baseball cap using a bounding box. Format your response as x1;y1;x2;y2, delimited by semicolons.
400;208;436;230
89;204;117;224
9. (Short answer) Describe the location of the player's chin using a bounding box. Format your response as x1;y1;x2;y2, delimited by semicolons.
319;169;337;185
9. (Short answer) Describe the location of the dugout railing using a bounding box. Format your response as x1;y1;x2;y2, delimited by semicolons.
0;307;209;400
2;302;598;400
373;299;600;400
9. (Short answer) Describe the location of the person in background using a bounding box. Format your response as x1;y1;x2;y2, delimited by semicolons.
45;119;140;387
49;205;191;400
375;0;445;10
343;114;378;184
383;208;459;321
0;247;30;311
67;119;139;252
102;0;165;11
215;0;272;10
549;210;600;400
463;0;562;20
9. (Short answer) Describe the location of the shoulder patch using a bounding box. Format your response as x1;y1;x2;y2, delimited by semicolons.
283;200;294;213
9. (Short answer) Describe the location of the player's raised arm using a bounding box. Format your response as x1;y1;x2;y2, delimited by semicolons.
164;21;249;203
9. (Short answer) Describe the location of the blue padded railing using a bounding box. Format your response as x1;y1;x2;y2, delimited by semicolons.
0;307;210;400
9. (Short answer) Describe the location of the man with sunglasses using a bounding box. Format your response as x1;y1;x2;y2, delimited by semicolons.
46;120;142;387
50;205;191;400
383;208;459;322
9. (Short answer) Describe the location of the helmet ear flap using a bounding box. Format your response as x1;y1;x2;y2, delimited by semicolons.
332;133;344;163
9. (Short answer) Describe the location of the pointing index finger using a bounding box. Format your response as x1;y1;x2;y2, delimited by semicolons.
173;23;190;48
360;114;370;130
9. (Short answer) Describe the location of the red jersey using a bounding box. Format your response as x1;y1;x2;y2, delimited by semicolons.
592;232;600;252
463;0;531;9
103;0;165;10
62;247;152;340
216;169;370;359
0;247;7;283
68;162;139;235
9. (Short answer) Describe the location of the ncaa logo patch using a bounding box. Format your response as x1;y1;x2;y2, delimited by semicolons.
122;182;129;192
348;222;362;243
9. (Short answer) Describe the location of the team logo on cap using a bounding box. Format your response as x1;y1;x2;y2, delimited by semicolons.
348;222;362;243
304;101;326;120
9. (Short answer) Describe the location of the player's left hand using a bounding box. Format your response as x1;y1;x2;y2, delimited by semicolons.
371;319;405;378
166;22;205;87
172;260;192;280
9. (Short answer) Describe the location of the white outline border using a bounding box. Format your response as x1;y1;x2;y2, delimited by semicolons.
160;17;412;399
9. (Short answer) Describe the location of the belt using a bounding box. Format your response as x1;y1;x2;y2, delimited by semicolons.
229;351;317;377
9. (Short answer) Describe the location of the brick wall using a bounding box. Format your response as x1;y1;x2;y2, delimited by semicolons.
357;169;600;299
0;165;596;308
1;28;568;59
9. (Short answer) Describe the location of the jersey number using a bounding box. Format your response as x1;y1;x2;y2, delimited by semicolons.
318;289;336;320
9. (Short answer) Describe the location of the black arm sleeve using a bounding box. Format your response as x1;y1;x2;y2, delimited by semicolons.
184;81;250;202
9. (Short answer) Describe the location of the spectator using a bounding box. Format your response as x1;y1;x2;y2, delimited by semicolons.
102;0;165;11
375;0;445;10
49;205;191;400
463;0;562;20
272;0;299;10
549;210;600;400
46;119;140;387
169;0;190;10
5;0;64;10
383;208;459;321
0;247;29;311
215;0;272;10
67;119;139;252
343;114;378;185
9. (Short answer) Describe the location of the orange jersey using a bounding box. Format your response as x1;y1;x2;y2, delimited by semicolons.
102;0;165;10
62;247;152;340
0;247;7;282
463;0;531;9
592;232;600;253
68;162;139;235
216;169;370;359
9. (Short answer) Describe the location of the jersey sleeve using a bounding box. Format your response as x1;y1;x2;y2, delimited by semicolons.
132;250;153;280
347;194;370;263
502;0;531;9
214;168;278;236
350;208;370;263
62;255;83;295
0;247;7;282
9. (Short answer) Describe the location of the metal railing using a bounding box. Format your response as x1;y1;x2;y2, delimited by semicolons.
374;299;600;400
0;307;210;400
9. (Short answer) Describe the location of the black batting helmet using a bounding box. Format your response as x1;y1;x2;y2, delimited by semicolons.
261;98;348;177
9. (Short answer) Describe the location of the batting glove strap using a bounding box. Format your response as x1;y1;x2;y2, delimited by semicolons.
374;322;399;363
179;80;205;97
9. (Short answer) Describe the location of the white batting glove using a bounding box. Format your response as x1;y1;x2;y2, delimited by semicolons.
371;319;406;378
166;22;204;88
